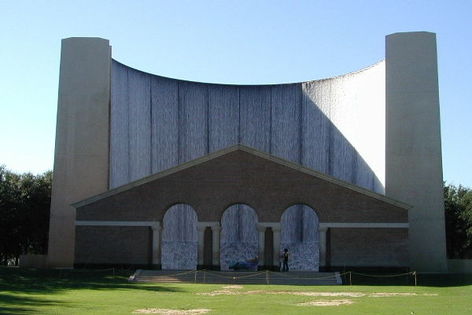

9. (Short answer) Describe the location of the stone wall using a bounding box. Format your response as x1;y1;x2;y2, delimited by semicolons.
75;226;152;265
75;149;408;269
329;228;409;267
19;255;47;268
77;148;408;224
448;259;472;273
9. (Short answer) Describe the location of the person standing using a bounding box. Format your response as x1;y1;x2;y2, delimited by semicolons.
282;248;289;272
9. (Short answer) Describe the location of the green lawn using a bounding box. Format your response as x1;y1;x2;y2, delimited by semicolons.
1;268;471;314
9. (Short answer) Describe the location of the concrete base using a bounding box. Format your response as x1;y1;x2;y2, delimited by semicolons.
19;255;47;268
448;259;472;273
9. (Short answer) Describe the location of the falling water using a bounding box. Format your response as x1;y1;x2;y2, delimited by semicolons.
161;204;198;270
280;204;320;271
220;204;258;270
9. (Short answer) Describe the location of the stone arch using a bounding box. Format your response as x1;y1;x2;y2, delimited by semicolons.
220;203;258;271
280;204;320;271
161;203;198;270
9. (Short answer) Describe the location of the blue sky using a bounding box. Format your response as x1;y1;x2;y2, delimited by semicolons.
0;0;471;187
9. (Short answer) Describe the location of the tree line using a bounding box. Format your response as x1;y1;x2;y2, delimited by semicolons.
0;166;51;265
445;184;472;258
0;165;471;264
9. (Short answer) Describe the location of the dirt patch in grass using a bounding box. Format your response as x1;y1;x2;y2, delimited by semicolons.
369;292;437;297
200;289;241;296
132;309;210;314
198;289;365;297
297;299;354;306
198;288;438;298
222;285;243;289
276;291;364;297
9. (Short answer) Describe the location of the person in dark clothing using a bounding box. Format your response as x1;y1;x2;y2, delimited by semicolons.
282;248;289;272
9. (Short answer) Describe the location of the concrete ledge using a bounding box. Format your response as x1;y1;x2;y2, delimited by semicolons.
19;254;47;268
448;259;472;273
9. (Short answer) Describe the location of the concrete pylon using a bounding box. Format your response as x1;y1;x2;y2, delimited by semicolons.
47;38;111;268
385;32;447;272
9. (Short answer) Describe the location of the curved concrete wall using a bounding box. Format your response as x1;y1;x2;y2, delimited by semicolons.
110;61;385;193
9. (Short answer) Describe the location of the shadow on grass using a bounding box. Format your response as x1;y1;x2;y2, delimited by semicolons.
0;267;182;293
416;273;472;287
341;272;472;287
0;267;183;314
0;293;63;314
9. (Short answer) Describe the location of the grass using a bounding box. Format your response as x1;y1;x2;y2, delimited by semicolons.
1;267;471;314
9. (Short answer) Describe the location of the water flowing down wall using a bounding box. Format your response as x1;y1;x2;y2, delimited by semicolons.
280;204;320;271
161;204;198;270
110;60;385;193
220;204;258;271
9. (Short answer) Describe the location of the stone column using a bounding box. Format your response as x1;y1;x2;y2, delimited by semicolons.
197;224;206;266
151;222;161;266
257;224;266;265
319;226;328;267
272;224;281;267
211;224;221;266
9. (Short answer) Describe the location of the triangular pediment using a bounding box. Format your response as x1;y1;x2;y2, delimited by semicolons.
74;145;408;210
74;145;409;224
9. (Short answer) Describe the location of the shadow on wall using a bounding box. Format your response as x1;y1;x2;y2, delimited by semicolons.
110;60;383;193
301;85;383;192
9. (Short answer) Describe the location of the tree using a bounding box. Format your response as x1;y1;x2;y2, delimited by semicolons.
444;183;472;259
0;166;52;265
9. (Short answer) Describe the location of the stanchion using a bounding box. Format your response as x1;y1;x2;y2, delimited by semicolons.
266;270;269;285
349;271;352;285
194;270;197;283
413;271;417;286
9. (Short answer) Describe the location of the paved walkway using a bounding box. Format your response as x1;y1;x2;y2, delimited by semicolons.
130;270;342;285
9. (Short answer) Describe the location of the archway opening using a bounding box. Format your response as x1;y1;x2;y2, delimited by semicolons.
161;203;198;270
280;204;320;271
220;204;258;271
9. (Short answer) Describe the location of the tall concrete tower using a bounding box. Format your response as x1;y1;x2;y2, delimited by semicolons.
385;32;447;272
47;38;111;267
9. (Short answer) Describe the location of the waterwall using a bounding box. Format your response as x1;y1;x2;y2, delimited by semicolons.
280;204;320;271
110;60;385;193
220;204;258;271
161;204;198;270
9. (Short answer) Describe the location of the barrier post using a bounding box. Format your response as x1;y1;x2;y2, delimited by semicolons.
266;270;269;285
194;270;197;283
349;271;352;285
414;271;417;286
